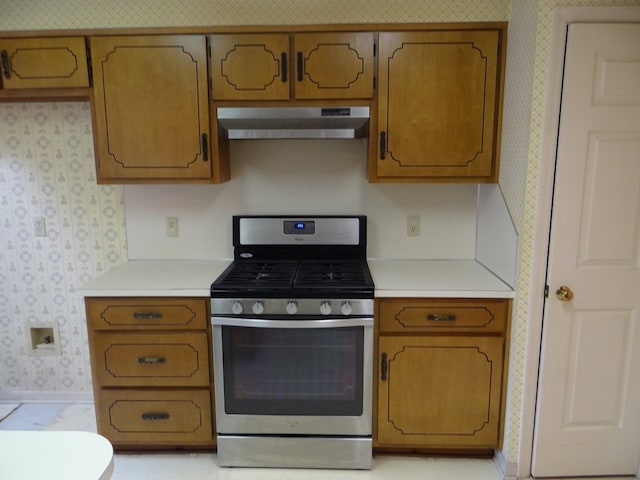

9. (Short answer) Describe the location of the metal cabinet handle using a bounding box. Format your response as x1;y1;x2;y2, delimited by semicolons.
1;50;10;79
296;51;303;81
137;356;166;365
379;131;386;160
132;312;163;320
426;313;457;322
380;353;388;381
201;133;208;161
141;413;170;421
281;52;288;82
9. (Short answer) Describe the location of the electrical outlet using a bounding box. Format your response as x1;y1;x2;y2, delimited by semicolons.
166;217;179;237
34;216;47;237
407;215;420;237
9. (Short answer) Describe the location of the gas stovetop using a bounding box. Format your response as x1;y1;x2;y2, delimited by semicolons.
210;215;374;300
211;259;374;297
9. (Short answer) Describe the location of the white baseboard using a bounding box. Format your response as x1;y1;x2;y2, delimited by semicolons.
0;391;94;403
494;449;519;480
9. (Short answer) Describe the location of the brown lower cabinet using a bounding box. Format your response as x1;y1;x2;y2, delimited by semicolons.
374;298;511;451
85;297;215;450
85;295;509;453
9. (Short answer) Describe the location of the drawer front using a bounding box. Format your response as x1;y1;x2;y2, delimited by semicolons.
378;298;507;334
96;389;213;446
86;297;208;330
93;332;210;387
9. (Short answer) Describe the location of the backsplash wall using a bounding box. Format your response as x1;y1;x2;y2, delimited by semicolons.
124;140;478;261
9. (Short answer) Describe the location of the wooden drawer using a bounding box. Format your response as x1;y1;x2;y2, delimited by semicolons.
93;332;210;387
86;297;208;331
96;389;213;446
378;298;507;334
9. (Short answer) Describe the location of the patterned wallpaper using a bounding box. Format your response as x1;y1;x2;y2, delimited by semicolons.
0;0;510;30
0;103;126;392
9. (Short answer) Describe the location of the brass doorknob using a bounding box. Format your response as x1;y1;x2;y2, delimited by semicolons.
556;285;574;302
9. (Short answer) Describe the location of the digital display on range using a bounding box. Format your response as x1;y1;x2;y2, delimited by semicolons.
283;220;315;235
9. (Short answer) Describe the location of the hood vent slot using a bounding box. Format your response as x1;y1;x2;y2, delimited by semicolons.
217;106;370;139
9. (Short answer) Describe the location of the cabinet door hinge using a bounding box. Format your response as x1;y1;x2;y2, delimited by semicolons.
544;284;549;298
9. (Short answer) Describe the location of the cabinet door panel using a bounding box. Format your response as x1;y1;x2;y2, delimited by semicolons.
0;37;89;89
294;32;374;99
377;30;501;180
91;35;211;181
377;335;503;448
211;34;290;100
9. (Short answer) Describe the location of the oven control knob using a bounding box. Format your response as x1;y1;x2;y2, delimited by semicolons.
319;301;332;315
252;301;265;315
341;301;353;316
286;301;298;315
231;301;244;315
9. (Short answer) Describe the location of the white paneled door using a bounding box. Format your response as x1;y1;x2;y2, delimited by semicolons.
532;23;640;477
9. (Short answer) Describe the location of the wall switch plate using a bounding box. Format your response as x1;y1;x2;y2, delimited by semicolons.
407;215;421;236
34;216;47;237
166;217;179;237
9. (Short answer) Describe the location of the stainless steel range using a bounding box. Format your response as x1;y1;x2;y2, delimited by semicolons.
211;215;374;469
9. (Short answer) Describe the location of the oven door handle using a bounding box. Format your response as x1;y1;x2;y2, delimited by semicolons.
211;316;373;329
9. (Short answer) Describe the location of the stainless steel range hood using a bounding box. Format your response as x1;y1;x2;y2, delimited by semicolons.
216;106;370;139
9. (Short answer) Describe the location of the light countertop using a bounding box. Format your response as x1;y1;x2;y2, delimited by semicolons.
77;259;513;299
76;259;231;297
368;259;513;298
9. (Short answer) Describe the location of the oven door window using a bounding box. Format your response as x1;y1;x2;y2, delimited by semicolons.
222;326;364;416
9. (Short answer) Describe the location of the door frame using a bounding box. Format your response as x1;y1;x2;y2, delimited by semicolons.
519;6;640;479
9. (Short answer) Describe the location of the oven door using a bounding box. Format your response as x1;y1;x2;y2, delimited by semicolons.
212;316;373;436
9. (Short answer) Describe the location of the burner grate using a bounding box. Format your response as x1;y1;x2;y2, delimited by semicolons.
220;262;297;288
294;261;368;289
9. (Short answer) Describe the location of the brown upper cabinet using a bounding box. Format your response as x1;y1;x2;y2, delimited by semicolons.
371;28;506;183
210;32;375;101
0;24;506;185
0;37;90;89
90;35;224;183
